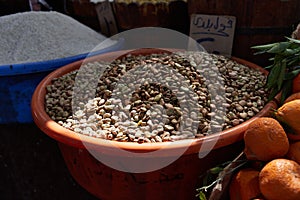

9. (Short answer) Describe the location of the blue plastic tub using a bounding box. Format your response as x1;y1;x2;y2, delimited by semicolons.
0;39;123;123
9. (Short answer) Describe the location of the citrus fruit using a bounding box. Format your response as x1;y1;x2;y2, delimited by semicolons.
275;99;300;135
229;168;261;200
284;92;300;103
244;117;289;161
286;141;300;165
259;158;300;200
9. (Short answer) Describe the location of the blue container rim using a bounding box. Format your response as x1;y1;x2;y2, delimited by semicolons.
0;38;124;77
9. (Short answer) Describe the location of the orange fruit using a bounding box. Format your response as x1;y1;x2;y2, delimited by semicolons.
243;117;289;161
292;73;300;94
259;158;300;200
275;99;300;135
286;141;300;165
284;92;300;103
229;168;261;200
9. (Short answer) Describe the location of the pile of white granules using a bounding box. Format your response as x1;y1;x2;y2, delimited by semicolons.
0;11;110;65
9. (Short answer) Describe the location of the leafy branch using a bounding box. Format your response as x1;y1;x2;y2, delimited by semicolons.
252;37;300;104
196;152;247;200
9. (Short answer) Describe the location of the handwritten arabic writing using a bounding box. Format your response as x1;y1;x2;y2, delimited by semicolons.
189;14;236;55
192;15;234;37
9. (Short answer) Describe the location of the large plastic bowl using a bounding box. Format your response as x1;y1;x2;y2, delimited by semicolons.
31;49;277;200
0;39;123;123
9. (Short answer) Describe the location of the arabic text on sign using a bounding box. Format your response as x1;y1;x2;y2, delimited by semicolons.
192;16;233;37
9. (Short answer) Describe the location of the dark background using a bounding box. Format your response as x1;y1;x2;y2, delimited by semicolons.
0;123;98;200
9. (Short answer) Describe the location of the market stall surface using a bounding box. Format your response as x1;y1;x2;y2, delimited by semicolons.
0;123;98;200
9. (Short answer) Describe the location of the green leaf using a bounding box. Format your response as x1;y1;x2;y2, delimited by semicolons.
284;68;300;80
253;37;300;101
269;57;275;61
251;42;278;50
286;37;300;44
266;63;281;89
281;48;300;57
209;166;224;174
287;55;300;67
198;191;207;200
267;42;291;54
280;79;293;105
267;88;280;102
265;64;274;69
294;65;300;70
288;42;300;50
277;60;287;90
252;43;278;55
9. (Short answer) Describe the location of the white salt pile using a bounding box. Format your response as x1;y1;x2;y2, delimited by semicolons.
0;11;112;65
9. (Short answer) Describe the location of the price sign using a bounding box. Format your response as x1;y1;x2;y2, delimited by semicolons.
189;14;236;56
